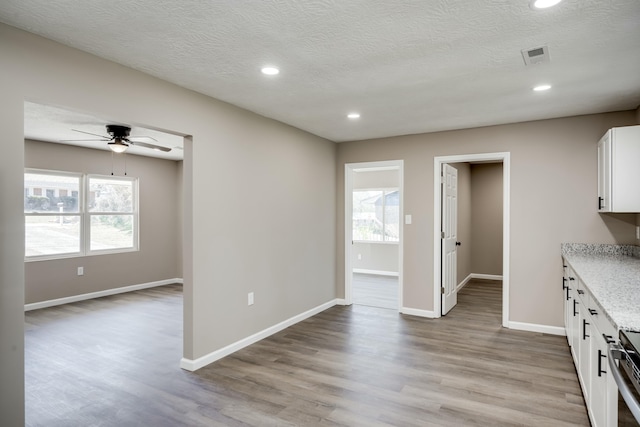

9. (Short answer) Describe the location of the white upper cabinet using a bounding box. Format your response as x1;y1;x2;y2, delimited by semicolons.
597;125;640;212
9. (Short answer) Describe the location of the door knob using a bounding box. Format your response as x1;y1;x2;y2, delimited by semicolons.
455;241;461;246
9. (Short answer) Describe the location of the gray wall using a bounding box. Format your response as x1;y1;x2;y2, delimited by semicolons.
0;23;336;425
24;139;181;304
336;111;639;327
470;163;503;276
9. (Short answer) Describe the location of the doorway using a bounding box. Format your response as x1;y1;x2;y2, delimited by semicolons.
433;153;510;327
345;160;403;310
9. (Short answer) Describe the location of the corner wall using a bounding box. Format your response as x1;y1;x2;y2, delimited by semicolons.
336;111;638;329
24;139;181;304
0;23;336;425
470;163;503;276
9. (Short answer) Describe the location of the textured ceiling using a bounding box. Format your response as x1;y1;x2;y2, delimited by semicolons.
2;0;640;143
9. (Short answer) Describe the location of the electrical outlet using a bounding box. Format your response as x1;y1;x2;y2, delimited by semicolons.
248;292;254;306
77;267;84;276
357;253;362;260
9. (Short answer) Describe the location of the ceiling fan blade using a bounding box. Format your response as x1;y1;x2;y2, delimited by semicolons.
129;141;172;152
71;128;110;139
60;138;110;142
129;135;158;142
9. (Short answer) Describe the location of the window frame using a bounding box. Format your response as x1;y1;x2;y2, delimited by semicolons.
24;169;139;262
352;187;400;244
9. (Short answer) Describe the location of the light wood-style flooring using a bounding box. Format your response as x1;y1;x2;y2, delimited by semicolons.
25;281;589;426
352;273;398;310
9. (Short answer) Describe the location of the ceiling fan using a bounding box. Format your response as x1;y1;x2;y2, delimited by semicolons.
61;124;171;153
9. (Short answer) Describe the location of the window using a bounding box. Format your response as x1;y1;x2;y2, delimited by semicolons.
25;171;82;257
352;189;399;242
24;169;138;260
88;176;136;252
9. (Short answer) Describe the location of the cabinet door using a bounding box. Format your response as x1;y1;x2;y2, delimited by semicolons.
578;302;591;406
590;321;620;427
597;132;611;212
570;293;580;362
564;269;577;349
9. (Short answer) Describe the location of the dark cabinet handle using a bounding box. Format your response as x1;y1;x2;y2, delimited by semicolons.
582;319;590;340
573;299;578;316
597;349;606;376
598;196;604;210
602;334;615;344
569;277;575;281
589;308;598;316
577;289;585;295
566;286;571;301
455;241;461;246
562;277;567;290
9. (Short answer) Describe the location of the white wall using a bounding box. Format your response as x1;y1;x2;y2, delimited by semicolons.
0;23;336;425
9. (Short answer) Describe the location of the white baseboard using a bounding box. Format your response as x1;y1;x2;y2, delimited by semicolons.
24;278;184;311
335;298;349;306
455;274;473;292
508;321;565;336
455;273;503;293
180;299;339;372
353;269;399;277
400;307;437;318
470;273;503;281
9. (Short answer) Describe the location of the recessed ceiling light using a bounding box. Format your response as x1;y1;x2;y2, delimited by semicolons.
261;66;279;75
531;0;562;9
347;113;360;119
533;84;552;91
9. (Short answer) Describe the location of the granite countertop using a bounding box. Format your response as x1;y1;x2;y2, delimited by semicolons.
561;243;640;332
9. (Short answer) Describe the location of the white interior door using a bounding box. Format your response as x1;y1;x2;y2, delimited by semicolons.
441;164;458;315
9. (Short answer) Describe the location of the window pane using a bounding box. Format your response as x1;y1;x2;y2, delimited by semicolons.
383;190;400;242
24;173;80;213
90;215;134;251
353;191;383;241
89;178;133;212
25;215;80;257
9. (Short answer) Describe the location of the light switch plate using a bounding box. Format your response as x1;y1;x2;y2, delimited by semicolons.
248;292;254;306
405;214;412;225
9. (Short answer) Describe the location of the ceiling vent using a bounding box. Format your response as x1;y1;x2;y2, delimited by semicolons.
521;45;550;66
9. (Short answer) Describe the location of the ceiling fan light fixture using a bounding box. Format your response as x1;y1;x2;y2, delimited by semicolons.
108;138;129;153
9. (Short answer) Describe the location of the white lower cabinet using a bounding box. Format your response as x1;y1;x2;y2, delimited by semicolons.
577;296;591;406
590;319;618;427
562;259;618;427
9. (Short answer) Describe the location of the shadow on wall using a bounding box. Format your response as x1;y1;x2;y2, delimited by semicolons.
600;213;637;244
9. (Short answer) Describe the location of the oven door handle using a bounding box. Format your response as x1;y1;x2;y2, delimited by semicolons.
608;343;640;424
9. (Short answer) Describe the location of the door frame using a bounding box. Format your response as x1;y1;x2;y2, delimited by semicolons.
433;152;510;327
345;160;404;308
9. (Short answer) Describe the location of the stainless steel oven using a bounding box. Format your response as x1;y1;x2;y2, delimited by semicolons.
609;329;640;426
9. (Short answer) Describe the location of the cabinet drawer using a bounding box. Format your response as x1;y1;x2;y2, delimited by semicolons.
576;279;591;306
589;301;616;341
